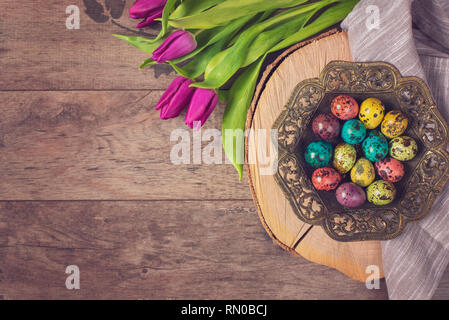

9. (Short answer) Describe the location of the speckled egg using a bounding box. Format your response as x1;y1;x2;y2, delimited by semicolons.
305;141;333;168
368;129;386;138
331;95;359;120
333;143;357;174
367;180;396;205
350;158;375;187
341;119;366;145
312;113;341;141
359;98;385;129
381;110;408;139
389;136;418;161
335;182;366;208
312;167;342;191
362;130;389;162
375;157;405;183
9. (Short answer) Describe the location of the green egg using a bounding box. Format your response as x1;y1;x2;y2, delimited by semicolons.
389;136;418;161
367;180;396;205
333;143;357;174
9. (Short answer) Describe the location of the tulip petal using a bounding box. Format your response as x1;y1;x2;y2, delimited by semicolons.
153;31;183;60
129;0;167;19
155;76;185;110
185;89;218;129
152;30;197;63
198;94;219;129
135;8;164;28
160;78;195;119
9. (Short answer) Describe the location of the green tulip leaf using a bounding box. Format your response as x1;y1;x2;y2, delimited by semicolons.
139;58;158;69
168;37;228;79
222;58;263;179
269;0;359;53
218;90;230;103
192;1;327;89
150;0;179;42
169;0;307;29
170;0;226;20
225;9;276;47
112;34;164;54
169;14;255;66
242;7;321;67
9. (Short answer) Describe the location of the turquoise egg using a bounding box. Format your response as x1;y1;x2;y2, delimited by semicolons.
305;141;333;168
368;129;386;138
341;119;366;145
362;130;389;162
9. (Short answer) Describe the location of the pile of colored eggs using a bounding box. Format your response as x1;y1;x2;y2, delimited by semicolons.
305;96;418;208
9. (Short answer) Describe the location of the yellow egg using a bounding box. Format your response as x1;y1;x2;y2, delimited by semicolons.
381;110;408;138
350;158;375;187
359;98;385;129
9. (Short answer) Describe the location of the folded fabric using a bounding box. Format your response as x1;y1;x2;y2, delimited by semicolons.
342;0;449;300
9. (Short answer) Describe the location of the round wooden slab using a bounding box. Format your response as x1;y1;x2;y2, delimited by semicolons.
246;30;384;282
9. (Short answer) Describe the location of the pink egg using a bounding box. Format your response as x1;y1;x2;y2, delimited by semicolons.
335;182;366;207
312;113;341;141
312;167;342;191
375;157;405;183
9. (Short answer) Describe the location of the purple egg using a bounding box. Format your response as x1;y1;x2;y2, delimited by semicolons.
335;182;366;208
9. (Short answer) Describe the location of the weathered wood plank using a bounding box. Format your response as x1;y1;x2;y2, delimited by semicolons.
0;201;391;300
0;91;249;200
0;0;174;90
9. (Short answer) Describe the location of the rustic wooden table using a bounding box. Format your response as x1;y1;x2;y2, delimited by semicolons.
0;0;447;300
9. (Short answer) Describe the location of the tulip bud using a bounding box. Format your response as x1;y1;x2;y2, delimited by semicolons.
156;76;196;120
185;89;219;130
129;0;167;28
152;30;197;63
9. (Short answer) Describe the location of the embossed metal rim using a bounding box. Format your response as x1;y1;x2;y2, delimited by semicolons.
272;60;449;242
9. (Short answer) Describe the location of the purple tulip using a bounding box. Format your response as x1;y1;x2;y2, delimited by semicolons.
129;0;166;28
152;30;197;63
156;76;196;120
185;89;219;130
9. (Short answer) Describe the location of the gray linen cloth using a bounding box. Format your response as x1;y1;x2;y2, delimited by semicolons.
341;0;449;300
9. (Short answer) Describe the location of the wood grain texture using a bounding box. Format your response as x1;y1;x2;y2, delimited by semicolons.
1;201;449;300
0;201;389;300
247;31;383;282
0;90;249;200
0;0;175;90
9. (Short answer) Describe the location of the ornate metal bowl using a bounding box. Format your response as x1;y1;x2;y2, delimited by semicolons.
273;61;449;242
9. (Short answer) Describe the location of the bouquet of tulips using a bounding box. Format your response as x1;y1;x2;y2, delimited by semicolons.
114;0;359;178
